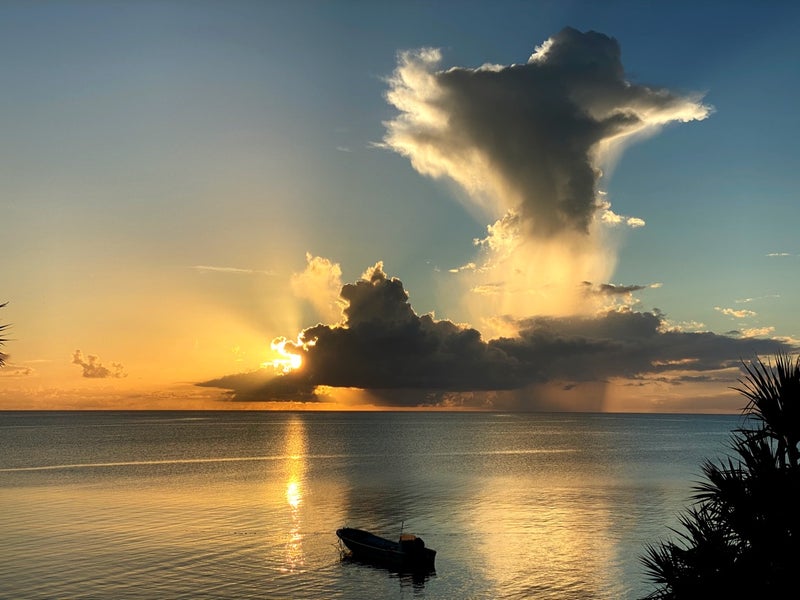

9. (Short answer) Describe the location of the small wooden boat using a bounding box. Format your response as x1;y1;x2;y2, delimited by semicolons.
336;527;436;571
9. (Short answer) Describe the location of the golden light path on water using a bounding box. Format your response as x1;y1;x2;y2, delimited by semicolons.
281;417;307;573
468;477;622;597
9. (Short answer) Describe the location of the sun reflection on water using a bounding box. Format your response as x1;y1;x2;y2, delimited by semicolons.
286;480;301;510
281;418;307;573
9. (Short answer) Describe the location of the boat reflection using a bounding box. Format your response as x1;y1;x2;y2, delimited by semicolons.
340;553;435;589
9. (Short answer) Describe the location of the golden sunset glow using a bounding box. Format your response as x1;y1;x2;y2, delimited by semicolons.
281;417;307;573
286;480;301;510
264;336;304;374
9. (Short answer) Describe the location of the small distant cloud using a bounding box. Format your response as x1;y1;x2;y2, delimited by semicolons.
0;362;34;378
581;281;657;310
72;350;126;379
661;319;707;333
740;326;775;338
449;262;477;273
715;306;757;319
766;252;794;257
335;146;353;153
471;283;503;295
626;217;646;228
736;294;780;304
587;282;648;296
598;203;646;229
190;265;274;275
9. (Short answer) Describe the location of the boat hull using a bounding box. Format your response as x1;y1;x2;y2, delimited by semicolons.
336;527;436;571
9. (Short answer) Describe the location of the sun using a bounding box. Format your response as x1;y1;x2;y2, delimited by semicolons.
263;336;304;374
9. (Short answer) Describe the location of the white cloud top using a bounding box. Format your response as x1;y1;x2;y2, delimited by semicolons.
384;28;711;325
384;27;711;238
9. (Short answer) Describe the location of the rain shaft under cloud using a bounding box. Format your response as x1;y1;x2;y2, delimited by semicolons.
383;27;711;325
200;263;790;408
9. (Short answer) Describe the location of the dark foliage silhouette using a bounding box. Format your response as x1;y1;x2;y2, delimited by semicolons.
0;302;8;367
640;352;800;598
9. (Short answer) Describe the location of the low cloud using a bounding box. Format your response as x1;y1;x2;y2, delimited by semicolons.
200;264;792;408
72;350;126;379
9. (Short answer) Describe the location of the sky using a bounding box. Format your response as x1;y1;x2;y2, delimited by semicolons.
2;0;799;412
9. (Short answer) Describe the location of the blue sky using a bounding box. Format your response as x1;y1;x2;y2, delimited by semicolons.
2;1;799;411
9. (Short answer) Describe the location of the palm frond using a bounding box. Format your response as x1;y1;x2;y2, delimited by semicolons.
641;352;800;598
0;301;8;368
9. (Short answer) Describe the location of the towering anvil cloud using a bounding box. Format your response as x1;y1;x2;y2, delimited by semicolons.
383;27;711;325
384;27;711;238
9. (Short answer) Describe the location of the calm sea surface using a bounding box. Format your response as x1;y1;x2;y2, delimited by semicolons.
0;410;742;599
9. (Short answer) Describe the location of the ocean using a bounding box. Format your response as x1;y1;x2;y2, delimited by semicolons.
0;410;741;599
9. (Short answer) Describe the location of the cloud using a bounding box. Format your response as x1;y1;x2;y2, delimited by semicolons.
715;306;757;319
199;30;787;411
72;350;126;379
0;363;34;378
581;281;655;311
290;253;345;324
382;27;711;324
591;283;649;296
740;326;775;338
200;264;793;408
383;26;710;238
736;295;779;304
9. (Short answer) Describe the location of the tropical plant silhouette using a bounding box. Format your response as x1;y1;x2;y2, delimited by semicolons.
640;352;800;598
0;302;8;367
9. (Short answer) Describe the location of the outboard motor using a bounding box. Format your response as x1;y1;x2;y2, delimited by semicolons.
399;534;426;555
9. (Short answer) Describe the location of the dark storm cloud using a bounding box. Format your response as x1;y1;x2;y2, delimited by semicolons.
496;312;787;383
200;368;317;402
383;27;711;238
72;350;126;379
200;266;792;406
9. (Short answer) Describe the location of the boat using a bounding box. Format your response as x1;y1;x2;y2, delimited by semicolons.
336;527;436;571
